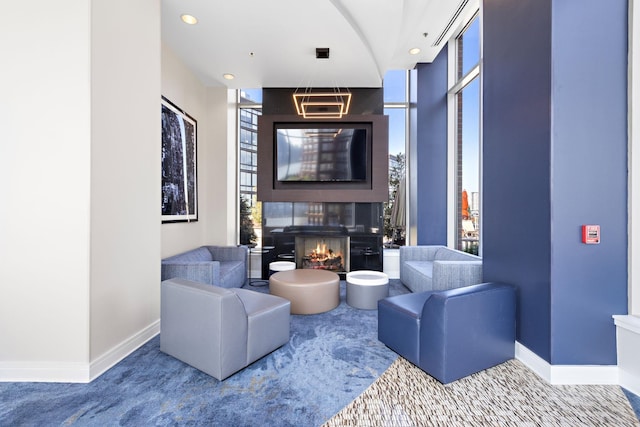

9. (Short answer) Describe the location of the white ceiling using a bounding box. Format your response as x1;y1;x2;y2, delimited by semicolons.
161;0;479;89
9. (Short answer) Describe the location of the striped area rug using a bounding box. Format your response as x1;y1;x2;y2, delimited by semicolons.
323;357;639;426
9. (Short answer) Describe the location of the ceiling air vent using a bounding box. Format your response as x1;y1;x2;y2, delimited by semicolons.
432;0;469;47
316;47;330;59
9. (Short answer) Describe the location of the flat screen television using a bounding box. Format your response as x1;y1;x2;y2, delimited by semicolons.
257;115;388;202
275;124;369;182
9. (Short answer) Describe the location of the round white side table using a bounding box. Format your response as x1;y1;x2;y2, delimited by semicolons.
346;270;389;310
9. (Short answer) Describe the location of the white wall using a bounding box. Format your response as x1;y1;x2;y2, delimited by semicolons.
205;88;238;245
0;1;92;380
630;0;640;318
89;0;161;374
161;45;236;258
615;0;640;396
0;0;162;382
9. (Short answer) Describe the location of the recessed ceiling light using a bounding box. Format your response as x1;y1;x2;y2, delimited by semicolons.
409;47;421;55
223;73;235;80
181;14;198;25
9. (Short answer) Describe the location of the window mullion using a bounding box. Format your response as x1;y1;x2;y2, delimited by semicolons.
449;64;480;95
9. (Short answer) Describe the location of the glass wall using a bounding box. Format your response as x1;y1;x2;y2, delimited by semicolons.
238;90;262;246
238;75;410;249
383;70;408;247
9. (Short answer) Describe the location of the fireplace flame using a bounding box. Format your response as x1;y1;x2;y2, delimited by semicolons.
315;242;328;257
309;240;339;261
299;237;346;272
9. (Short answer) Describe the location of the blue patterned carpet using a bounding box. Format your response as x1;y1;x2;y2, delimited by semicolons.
1;279;639;426
624;388;640;419
0;280;410;426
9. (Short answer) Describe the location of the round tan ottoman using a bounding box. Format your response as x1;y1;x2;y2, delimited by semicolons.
269;269;340;314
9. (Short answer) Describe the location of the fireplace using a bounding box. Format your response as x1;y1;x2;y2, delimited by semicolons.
295;236;349;273
260;202;383;279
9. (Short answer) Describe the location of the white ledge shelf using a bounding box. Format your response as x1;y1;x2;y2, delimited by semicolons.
613;314;640;335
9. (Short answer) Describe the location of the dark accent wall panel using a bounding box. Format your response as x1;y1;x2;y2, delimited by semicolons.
258;88;388;203
549;0;628;365
263;88;384;115
257;114;389;202
415;48;448;245
482;0;553;362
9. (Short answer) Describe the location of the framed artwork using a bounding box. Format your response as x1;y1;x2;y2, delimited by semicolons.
161;96;198;223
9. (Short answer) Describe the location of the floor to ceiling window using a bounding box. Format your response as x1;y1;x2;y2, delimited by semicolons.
383;70;408;247
451;15;481;254
238;89;262;246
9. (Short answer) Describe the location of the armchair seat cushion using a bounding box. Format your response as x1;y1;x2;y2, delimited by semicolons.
218;260;246;289
400;245;482;293
233;288;291;364
402;261;434;292
378;292;434;366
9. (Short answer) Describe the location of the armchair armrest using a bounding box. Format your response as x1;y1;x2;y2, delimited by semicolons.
419;283;516;383
400;245;443;262
161;260;221;284
207;245;248;262
431;260;482;291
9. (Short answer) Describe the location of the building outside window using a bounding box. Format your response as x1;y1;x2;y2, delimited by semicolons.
452;15;481;254
383;70;408;247
237;77;409;248
238;90;262;246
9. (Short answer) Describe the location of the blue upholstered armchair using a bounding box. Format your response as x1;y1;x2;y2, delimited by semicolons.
378;282;516;384
161;245;247;288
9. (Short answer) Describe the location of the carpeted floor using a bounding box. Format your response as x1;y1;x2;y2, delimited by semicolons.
0;280;409;426
1;279;639;426
324;357;640;426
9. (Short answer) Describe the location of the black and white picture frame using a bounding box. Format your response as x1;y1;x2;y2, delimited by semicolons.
161;96;198;223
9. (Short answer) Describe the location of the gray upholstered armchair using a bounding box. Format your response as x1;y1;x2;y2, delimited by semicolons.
160;278;291;380
400;245;482;293
161;245;247;288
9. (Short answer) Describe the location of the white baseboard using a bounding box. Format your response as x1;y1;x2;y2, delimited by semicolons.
619;368;640;396
0;361;91;383
515;342;551;381
515;342;618;385
89;320;160;381
0;320;160;383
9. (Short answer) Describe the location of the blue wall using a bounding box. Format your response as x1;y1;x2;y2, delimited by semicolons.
416;0;629;365
549;0;628;364
415;48;448;245
481;0;628;364
482;0;553;362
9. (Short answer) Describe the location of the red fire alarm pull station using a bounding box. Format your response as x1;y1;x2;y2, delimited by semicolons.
582;225;600;244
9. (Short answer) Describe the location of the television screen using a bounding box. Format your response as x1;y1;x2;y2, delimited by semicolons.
276;126;368;182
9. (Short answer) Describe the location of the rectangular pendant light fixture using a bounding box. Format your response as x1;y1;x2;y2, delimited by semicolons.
293;91;352;119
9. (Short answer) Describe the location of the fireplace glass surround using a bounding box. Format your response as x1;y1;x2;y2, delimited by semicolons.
260;202;383;279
